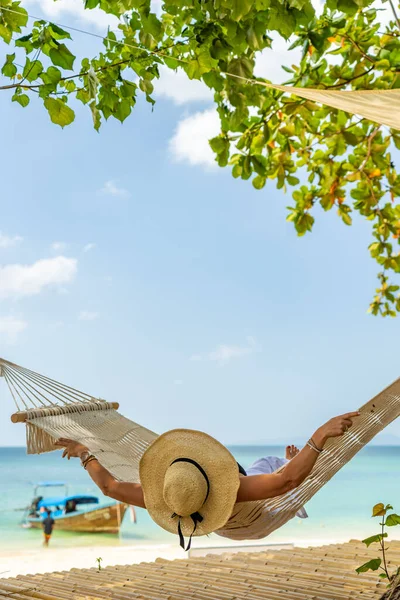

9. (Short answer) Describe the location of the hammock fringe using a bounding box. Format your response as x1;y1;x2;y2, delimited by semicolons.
26;422;58;455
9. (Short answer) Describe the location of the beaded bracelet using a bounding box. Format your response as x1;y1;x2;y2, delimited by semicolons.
310;437;323;452
83;455;98;469
307;439;322;454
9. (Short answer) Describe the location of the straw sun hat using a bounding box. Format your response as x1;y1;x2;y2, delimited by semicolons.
139;429;240;550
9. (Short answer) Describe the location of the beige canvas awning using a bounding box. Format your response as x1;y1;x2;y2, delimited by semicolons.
268;84;400;131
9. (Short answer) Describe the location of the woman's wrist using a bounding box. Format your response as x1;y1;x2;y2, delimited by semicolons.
312;429;327;449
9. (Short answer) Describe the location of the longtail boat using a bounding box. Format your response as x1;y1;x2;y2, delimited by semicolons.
23;482;130;534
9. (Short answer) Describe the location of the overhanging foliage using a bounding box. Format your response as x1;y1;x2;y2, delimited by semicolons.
1;0;400;315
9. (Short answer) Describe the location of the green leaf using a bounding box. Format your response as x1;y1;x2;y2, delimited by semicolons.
337;0;359;14
12;93;30;107
268;4;296;38
362;533;387;547
0;24;12;44
142;14;162;39
114;99;132;122
44;98;75;127
15;33;33;48
232;164;242;178
185;49;217;80
64;80;76;92
203;71;224;92
227;57;254;82
23;59;43;82
3;4;28;31
231;0;254;21
309;32;325;52
356;558;382;574
242;156;252;180
49;43;75;71
296;213;314;236
372;503;387;517
338;205;352;226
120;80;137;98
246;22;266;50
41;66;62;85
48;23;72;40
1;54;17;78
210;136;229;154
252;175;266;189
76;88;90;105
251;155;267;176
139;78;154;95
385;514;400;527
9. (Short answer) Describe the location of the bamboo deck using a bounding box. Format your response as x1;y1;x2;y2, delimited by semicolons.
1;539;399;599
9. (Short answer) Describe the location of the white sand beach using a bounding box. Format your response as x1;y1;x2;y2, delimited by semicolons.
0;544;183;579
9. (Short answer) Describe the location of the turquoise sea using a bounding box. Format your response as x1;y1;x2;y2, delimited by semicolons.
1;445;400;551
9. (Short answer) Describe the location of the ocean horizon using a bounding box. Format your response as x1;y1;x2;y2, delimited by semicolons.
1;445;400;552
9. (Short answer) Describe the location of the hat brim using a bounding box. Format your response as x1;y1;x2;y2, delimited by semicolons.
139;429;240;537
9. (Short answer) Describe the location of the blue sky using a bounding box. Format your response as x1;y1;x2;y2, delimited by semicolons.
1;0;399;447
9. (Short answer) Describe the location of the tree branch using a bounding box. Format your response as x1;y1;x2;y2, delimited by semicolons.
358;127;380;173
388;0;400;30
322;65;375;89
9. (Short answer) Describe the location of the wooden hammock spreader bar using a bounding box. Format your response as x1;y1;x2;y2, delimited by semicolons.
11;400;120;423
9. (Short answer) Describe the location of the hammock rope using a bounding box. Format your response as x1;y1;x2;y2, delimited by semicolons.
0;358;158;483
1;357;399;540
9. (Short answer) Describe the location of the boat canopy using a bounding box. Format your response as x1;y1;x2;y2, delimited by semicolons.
34;481;66;487
37;495;99;509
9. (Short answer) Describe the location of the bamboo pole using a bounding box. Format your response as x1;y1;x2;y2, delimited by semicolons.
11;402;120;423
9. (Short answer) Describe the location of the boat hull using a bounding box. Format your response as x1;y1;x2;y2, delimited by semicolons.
27;503;128;534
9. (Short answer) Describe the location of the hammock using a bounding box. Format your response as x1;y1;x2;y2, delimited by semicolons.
1;357;400;540
0;358;157;482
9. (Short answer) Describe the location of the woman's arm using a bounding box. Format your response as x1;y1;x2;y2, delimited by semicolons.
237;410;360;503
55;439;146;508
85;459;146;508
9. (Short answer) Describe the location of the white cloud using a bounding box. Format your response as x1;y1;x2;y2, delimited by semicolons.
51;241;67;252
78;310;100;321
99;180;130;198
191;337;260;365
254;34;303;84
169;108;221;169
0;256;77;299
23;0;118;30
0;316;27;344
83;243;96;253
0;233;23;249
156;67;213;105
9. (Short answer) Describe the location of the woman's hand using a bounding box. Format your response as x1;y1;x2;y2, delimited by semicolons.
55;438;89;459
313;411;361;447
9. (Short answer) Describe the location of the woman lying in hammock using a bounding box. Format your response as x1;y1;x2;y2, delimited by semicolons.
56;410;359;549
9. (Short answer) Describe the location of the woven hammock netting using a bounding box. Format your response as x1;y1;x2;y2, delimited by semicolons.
0;358;157;483
1;357;400;541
